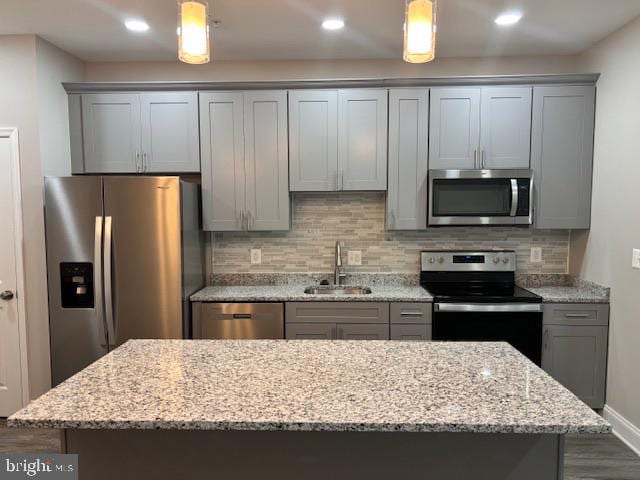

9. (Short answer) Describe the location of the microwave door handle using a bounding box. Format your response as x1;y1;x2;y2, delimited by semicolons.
510;179;519;217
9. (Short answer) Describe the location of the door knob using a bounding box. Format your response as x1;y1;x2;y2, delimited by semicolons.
0;290;14;301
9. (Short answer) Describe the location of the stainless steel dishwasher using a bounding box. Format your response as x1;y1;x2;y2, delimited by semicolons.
192;303;284;339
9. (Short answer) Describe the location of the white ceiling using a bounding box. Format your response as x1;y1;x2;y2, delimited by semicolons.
1;0;639;62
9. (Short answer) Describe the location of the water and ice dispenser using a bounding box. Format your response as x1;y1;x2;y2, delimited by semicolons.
60;262;94;308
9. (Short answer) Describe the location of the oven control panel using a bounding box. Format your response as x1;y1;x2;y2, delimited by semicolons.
421;251;516;272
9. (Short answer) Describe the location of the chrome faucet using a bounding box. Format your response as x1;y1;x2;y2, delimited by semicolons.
334;241;347;285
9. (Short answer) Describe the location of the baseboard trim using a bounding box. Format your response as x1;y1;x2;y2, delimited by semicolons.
603;405;640;457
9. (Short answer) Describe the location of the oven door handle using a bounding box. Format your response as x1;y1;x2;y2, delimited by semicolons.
434;303;542;313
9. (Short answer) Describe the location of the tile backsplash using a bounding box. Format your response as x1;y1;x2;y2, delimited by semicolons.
209;192;569;275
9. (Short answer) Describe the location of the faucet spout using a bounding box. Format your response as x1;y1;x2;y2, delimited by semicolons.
334;241;346;285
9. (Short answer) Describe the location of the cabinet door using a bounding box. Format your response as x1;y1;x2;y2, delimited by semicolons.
81;93;141;173
288;90;338;191
338;89;388;190
387;89;429;230
531;86;595;229
199;92;245;231
429;88;481;170
286;302;389;324
542;325;608;408
391;324;432;341
140;92;200;172
286;323;336;340
338;323;389;340
480;87;532;169
244;91;290;231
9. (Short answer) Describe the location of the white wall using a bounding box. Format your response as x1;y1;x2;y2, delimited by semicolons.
571;16;640;429
0;35;84;400
85;55;581;82
35;37;84;176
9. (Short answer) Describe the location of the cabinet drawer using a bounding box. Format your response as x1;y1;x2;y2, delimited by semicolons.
338;323;389;340
390;303;432;324
543;303;609;326
286;323;335;340
286;302;389;324
391;324;432;341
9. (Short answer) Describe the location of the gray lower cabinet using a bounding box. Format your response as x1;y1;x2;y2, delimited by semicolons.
531;86;596;229
76;92;200;174
200;90;290;231
386;89;429;230
285;302;389;340
390;303;432;340
541;303;609;409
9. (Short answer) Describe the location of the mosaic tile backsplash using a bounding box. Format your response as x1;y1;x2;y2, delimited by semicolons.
209;192;569;275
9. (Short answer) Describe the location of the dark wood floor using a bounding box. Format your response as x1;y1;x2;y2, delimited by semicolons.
2;419;639;478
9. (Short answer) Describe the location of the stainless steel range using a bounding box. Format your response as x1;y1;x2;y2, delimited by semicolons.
420;250;543;365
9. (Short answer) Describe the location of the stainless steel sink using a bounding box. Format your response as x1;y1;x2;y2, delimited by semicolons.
304;286;372;295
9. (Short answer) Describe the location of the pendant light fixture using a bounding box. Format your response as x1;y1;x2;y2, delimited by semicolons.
403;0;437;63
178;0;210;64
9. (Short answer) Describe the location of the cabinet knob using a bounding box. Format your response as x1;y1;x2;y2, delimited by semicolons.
0;290;14;301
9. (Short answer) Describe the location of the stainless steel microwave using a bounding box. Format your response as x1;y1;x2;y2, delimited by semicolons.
428;169;533;226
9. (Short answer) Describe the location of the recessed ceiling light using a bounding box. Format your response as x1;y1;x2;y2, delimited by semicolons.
494;11;523;27
322;18;345;30
124;19;150;32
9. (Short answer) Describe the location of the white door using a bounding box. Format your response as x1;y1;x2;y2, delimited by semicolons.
0;132;25;416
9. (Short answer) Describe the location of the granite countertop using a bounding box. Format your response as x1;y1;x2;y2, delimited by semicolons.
191;285;433;302
524;279;610;304
9;339;610;435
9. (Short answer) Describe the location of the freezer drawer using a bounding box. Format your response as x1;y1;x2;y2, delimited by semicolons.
193;303;284;339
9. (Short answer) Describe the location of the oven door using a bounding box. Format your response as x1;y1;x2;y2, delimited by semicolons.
428;169;532;226
432;303;543;365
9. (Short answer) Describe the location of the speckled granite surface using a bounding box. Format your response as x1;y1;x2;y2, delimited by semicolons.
520;276;610;304
191;285;433;302
9;340;610;434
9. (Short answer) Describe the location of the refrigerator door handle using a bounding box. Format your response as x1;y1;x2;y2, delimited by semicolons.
94;216;108;347
104;216;116;347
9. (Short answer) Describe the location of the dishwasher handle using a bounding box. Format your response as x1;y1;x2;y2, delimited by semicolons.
232;313;252;319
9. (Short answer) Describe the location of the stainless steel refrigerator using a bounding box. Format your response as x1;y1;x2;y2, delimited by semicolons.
45;176;204;385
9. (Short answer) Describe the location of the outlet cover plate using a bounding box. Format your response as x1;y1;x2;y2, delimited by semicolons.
530;247;542;263
250;249;262;265
348;250;362;266
632;248;640;270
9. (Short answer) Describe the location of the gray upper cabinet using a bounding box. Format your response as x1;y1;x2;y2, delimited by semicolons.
244;91;290;230
480;87;532;169
338;89;388;190
288;90;338;191
80;92;200;174
200;90;290;232
429;88;481;170
429;86;532;170
140;92;200;172
386;89;429;230
289;89;387;191
200;92;245;231
531;86;596;229
81;93;141;173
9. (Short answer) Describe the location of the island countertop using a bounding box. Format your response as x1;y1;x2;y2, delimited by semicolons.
9;339;610;434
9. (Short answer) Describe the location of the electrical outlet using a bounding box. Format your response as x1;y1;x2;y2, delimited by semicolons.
348;250;362;266
632;249;640;270
250;249;262;265
530;247;542;263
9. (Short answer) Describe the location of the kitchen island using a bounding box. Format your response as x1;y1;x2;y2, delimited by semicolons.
9;340;610;480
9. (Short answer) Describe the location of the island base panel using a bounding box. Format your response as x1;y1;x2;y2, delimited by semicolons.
65;430;564;480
